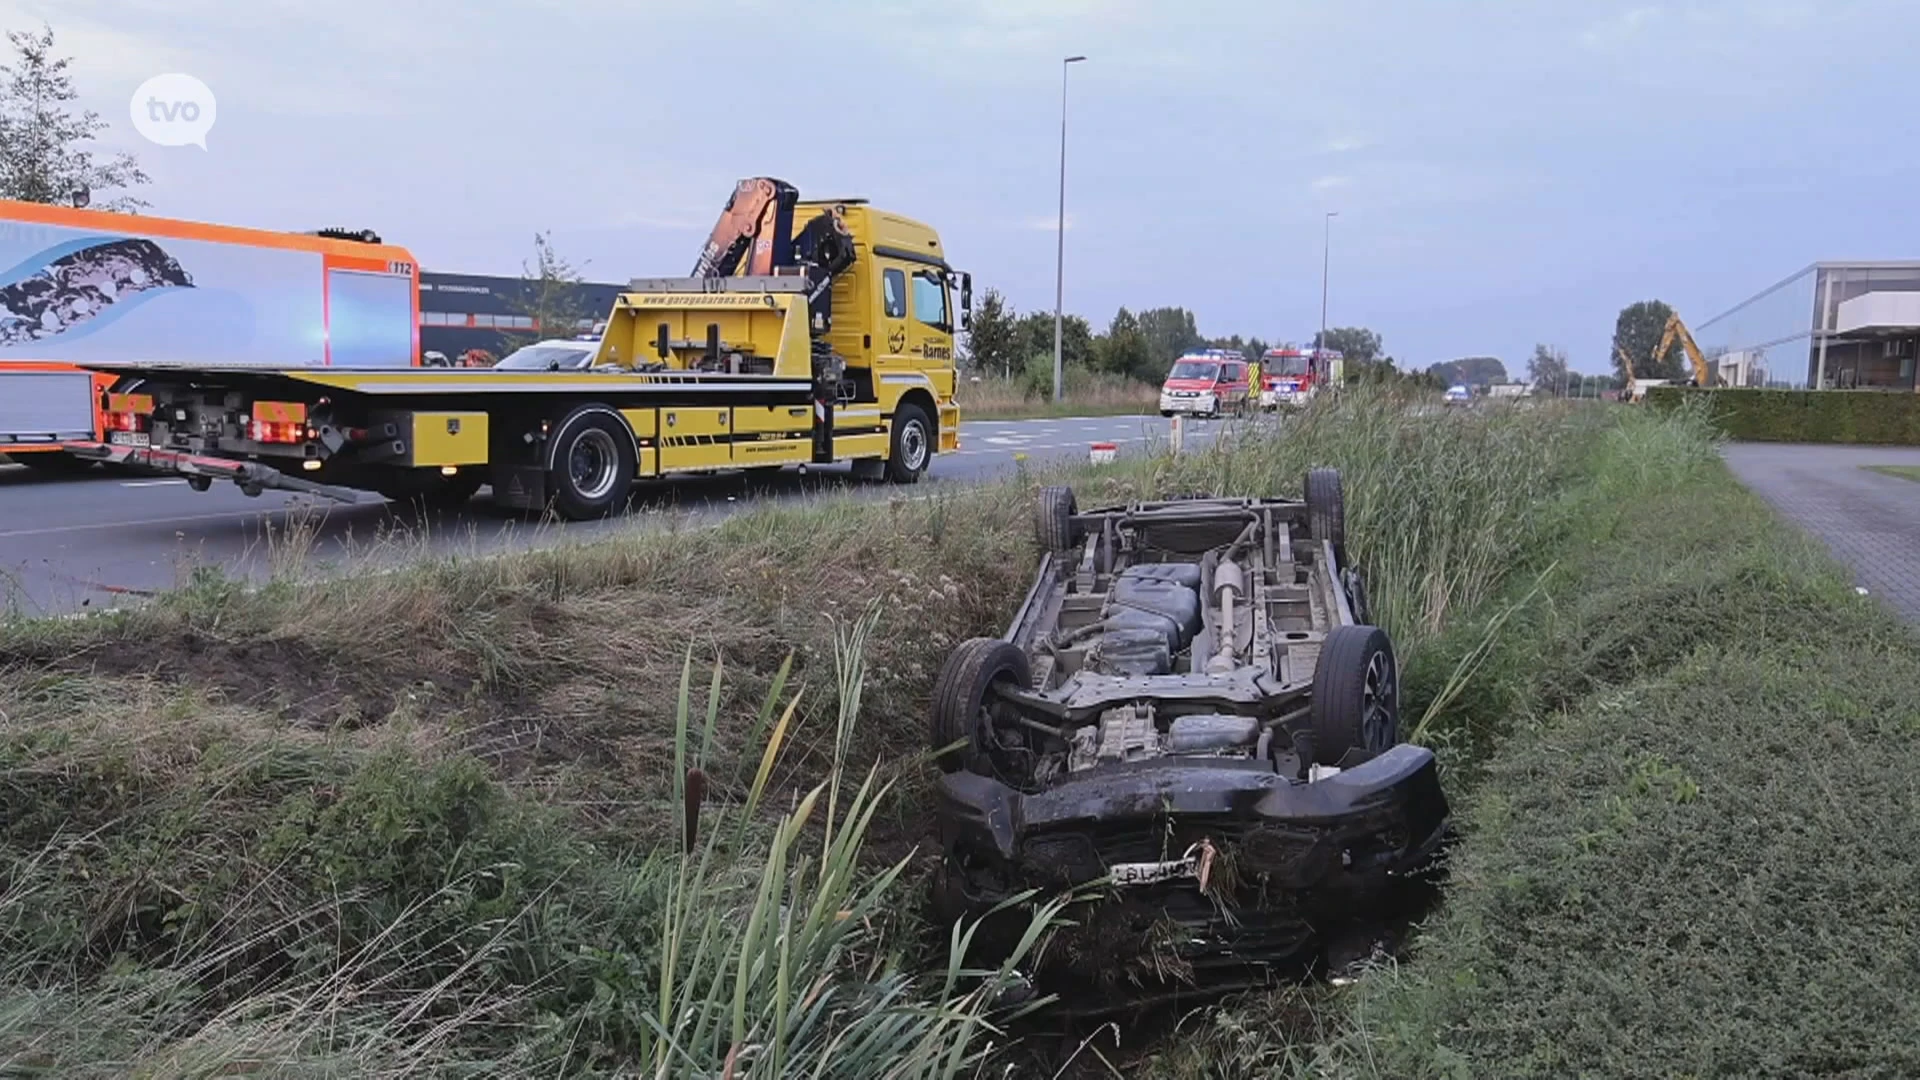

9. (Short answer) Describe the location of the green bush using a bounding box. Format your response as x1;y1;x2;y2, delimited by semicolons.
1648;385;1920;444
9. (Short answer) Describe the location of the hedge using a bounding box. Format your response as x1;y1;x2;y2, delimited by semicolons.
1646;385;1920;445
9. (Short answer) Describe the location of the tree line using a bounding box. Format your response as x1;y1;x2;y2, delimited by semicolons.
962;287;1442;395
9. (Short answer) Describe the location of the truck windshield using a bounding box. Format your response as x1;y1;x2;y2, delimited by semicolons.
1268;357;1310;376
1167;361;1219;381
496;344;596;371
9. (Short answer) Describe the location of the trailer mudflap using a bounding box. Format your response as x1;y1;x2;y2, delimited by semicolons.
67;442;366;504
490;465;547;511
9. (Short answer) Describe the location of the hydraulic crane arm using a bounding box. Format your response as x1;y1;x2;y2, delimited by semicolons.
690;177;800;278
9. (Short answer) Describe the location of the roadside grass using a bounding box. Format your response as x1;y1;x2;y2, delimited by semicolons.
1137;398;1920;1077
0;387;1705;1073
957;372;1157;421
1864;463;1920;483
1321;454;1920;1079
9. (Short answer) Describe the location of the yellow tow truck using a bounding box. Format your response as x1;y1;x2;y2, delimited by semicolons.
74;178;968;520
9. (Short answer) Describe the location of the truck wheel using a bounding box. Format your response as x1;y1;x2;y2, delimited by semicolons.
547;409;635;520
1305;466;1346;563
1308;625;1399;766
1035;484;1081;553
931;637;1031;776
884;403;932;484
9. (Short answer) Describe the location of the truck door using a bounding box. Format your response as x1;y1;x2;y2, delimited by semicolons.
878;265;910;366
906;268;955;370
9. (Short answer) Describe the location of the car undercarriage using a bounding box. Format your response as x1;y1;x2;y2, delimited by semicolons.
930;471;1451;1007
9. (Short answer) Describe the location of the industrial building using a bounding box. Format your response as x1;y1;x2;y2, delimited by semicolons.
1695;262;1920;390
418;271;624;361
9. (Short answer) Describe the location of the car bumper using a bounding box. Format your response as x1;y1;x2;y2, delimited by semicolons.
937;745;1450;979
1260;391;1309;408
1159;394;1218;414
939;743;1448;888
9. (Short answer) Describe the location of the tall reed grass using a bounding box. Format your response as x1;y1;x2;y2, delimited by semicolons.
1;390;1689;1075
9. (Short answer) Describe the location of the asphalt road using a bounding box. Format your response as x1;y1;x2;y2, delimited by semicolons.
0;413;1226;616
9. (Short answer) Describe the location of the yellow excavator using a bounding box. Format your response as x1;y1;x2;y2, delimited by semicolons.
1654;313;1714;389
1617;313;1713;402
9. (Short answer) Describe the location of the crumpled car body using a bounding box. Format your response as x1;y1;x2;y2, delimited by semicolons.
929;476;1451;1007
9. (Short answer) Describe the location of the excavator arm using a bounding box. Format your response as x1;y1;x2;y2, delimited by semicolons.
1653;314;1713;388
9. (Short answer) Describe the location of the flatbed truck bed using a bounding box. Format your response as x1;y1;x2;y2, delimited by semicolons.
71;181;969;520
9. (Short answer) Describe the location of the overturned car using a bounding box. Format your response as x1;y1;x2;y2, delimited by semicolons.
930;471;1450;1005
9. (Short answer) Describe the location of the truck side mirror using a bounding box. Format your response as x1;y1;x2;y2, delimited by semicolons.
960;272;972;331
656;322;671;361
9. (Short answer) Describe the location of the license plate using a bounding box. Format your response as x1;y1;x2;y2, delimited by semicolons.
109;431;150;447
1109;857;1198;887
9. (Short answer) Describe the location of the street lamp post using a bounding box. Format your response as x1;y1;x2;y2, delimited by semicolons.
1317;210;1339;353
1053;54;1087;404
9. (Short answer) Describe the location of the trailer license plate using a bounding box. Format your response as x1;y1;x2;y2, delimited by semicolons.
109;431;149;447
1109;857;1198;887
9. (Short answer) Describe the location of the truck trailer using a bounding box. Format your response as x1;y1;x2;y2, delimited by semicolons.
0;198;419;471
75;178;968;519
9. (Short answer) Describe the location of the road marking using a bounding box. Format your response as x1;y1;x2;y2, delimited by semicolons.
121;479;188;487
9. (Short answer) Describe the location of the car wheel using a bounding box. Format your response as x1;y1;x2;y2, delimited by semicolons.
1035;484;1081;553
884;403;932;484
547;408;636;520
931;637;1032;775
1308;625;1399;766
1305;466;1346;564
1160;409;1173;418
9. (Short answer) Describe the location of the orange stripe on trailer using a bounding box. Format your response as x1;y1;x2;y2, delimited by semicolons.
252;400;308;424
0;197;418;264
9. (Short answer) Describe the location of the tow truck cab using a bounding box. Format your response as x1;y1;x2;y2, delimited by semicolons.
85;180;971;520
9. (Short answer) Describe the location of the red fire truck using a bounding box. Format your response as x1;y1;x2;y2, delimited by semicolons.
1257;346;1344;411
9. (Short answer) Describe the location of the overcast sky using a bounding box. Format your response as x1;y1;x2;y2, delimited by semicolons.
6;0;1915;374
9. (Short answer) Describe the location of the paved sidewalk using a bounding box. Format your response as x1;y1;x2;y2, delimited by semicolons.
1721;442;1920;623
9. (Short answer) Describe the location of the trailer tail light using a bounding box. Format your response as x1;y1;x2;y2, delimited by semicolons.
103;393;154;433
257;417;309;441
251;401;309;444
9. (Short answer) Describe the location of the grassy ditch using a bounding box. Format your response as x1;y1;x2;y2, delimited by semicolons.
0;389;1680;1073
1135;401;1920;1077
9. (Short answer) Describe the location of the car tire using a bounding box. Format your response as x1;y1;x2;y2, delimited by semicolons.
547;408;636;520
1308;624;1399;766
884;403;933;484
1035;484;1081;553
930;637;1031;775
1305;466;1346;564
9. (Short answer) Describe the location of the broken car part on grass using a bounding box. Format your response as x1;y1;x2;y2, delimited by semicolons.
930;472;1451;1009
